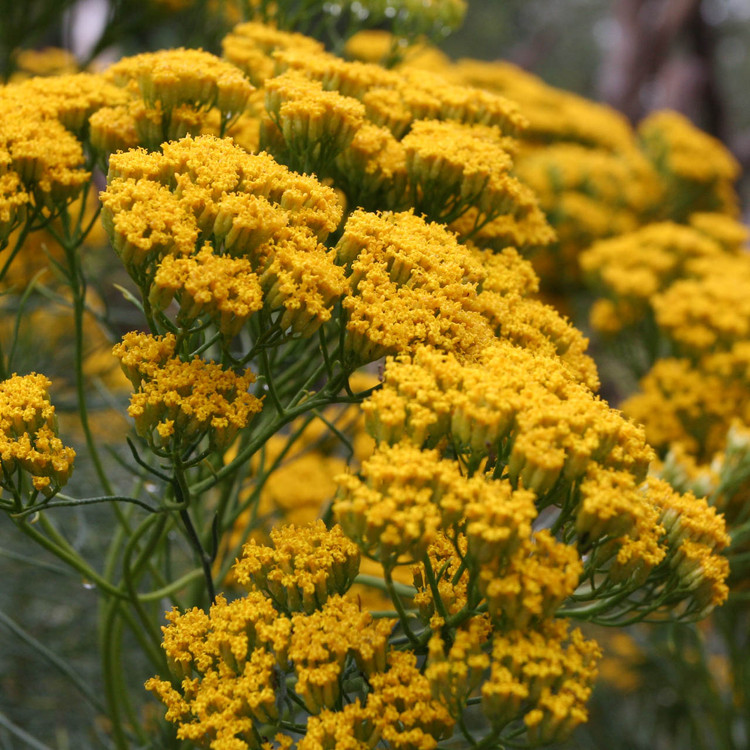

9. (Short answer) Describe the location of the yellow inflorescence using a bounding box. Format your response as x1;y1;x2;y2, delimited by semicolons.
106;48;253;120
113;332;262;451
233;520;360;613
639;110;740;218
0;373;75;495
483;620;600;743
101;134;349;338
78;22;738;750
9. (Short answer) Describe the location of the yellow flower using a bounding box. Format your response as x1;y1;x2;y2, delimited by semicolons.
106;48;253;120
478;530;582;629
222;22;326;86
233;521;360;613
151;243;264;338
114;334;262;451
339;209;493;362
0;373;75;495
639;110;739;219
483;619;600;739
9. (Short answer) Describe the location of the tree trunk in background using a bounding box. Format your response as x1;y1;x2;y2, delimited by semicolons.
599;0;726;142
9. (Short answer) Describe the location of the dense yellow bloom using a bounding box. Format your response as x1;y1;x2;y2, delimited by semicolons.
274;45;524;136
367;650;455;748
11;47;77;79
581;222;726;336
264;71;366;171
0;115;89;205
482;620;600;740
426;619;491;718
106;48;253;121
444;58;635;152
652;253;750;355
478;530;582;628
639;110;740;219
233;521;360;613
149;523;395;745
401;120;522;225
577;466;652;546
102;135;347;334
365;341;650;493
688;211;749;252
259;227;349;336
113;333;262;450
289;595;393;712
338;209;494;362
515;143;663;286
112;331;177;387
471;293;599;389
623;357;750;461
146;590;286;746
101;176;199;269
333;122;408;210
334;442;459;561
648;478;730;611
151;243;264;337
336;439;540;567
0;373;75;494
222;22;326;86
0;72;128;133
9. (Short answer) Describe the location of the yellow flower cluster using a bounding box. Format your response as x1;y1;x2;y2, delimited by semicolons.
444;58;635;152
264;71;366;173
88;46;261;153
222;22;326;86
623;357;750;461
648;478;731;612
0;373;75;495
299;648;455;750
149;521;458;749
0;73;133;240
113;332;262;451
651;253;750;355
337;209;489;361
581;221;728;338
477;530;582;628
288;595;394;713
230;37;551;252
101;134;348;336
333;122;408;211
639;110;740;219
146;590;287;745
400;120;528;227
585;212;750;463
482;620;600;742
364;341;648;491
1;106;85;212
233;520;360;613
11;48;77;79
334;441;537;564
106;48;253;119
150;243;264;337
515;143;663;286
425;618;490;718
395;49;744;296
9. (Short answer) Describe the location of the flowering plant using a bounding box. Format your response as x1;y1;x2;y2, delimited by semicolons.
0;3;747;750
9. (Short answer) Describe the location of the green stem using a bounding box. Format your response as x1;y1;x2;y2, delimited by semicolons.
0;608;107;714
384;565;422;650
14;515;125;599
